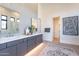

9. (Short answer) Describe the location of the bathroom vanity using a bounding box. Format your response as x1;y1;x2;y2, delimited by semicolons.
0;33;43;56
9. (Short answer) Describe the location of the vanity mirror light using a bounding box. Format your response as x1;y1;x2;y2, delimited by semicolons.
10;17;15;22
16;19;20;22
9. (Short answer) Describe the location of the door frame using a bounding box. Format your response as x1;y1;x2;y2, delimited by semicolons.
52;16;60;43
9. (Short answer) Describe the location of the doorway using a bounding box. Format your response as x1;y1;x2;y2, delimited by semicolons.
53;16;60;43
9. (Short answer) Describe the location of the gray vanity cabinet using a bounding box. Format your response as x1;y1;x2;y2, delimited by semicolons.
0;34;43;56
17;38;28;56
0;46;16;56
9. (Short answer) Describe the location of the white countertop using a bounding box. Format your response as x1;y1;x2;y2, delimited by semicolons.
0;33;42;44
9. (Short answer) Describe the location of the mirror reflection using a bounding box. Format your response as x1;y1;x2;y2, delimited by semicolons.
1;15;7;30
0;6;20;37
31;18;41;34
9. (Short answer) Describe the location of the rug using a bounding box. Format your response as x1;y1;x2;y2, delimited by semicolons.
39;45;78;56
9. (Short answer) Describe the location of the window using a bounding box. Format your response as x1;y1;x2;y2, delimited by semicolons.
1;15;7;30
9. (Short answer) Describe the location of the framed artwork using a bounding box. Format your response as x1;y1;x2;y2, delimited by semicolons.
63;16;78;35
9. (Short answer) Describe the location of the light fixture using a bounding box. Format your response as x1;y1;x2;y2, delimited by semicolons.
10;17;15;22
17;19;20;22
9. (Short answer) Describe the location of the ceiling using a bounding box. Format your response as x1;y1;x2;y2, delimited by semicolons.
0;3;38;13
40;3;79;9
1;3;79;14
25;3;38;13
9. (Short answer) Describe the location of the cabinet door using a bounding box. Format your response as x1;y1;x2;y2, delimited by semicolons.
39;34;43;43
0;46;16;56
27;35;43;53
36;34;43;46
27;36;36;52
17;42;28;56
0;43;6;50
36;35;40;46
32;36;37;48
34;35;38;47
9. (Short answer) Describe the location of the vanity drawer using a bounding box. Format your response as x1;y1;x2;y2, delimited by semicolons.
6;39;23;47
0;43;6;50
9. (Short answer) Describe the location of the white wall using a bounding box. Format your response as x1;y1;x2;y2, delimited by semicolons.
0;3;38;34
1;3;79;45
39;4;79;45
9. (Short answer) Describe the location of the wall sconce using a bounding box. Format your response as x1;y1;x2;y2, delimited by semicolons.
16;18;20;22
17;19;20;22
10;17;15;22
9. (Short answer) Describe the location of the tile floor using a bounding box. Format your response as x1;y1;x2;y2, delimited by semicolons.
25;41;79;56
